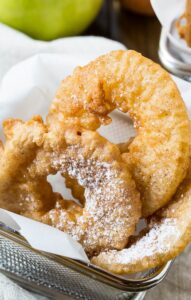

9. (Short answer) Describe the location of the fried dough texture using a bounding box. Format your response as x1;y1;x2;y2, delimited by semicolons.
48;50;190;216
92;163;191;273
0;116;141;256
65;174;85;205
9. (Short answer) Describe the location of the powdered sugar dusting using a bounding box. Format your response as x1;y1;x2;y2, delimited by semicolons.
102;218;181;264
48;145;137;254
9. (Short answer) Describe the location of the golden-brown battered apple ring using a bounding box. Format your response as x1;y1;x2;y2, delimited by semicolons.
92;163;191;273
0;117;56;219
0;116;141;256
48;50;190;217
65;174;85;205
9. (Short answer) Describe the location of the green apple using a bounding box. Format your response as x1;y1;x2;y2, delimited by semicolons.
0;0;103;40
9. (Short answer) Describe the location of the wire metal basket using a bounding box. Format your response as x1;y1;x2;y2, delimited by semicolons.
0;225;173;300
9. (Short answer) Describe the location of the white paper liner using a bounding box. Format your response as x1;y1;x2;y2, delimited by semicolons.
0;24;191;263
0;209;89;262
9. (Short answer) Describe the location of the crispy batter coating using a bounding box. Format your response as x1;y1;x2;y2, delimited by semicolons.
0;117;55;219
0;117;141;256
117;139;134;154
91;163;191;273
65;174;85;205
48;50;190;217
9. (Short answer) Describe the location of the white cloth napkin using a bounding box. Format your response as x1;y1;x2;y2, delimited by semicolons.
0;273;48;300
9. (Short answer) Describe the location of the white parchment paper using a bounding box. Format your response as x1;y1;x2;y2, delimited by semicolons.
0;23;190;263
0;209;89;262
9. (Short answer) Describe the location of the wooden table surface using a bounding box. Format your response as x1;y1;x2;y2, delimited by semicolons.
87;1;191;300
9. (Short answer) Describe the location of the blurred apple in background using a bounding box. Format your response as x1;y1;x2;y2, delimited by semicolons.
119;0;154;16
0;0;103;40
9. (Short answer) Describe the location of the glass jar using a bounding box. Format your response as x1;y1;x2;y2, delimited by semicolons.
159;25;191;82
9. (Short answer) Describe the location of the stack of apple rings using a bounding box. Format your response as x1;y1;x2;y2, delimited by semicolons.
0;50;191;274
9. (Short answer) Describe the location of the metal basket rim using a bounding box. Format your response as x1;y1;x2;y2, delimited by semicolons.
0;226;173;292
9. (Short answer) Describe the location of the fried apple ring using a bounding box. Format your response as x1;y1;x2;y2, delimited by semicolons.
47;50;190;217
66;139;134;205
65;174;85;205
0;116;141;255
92;163;191;273
0;117;56;218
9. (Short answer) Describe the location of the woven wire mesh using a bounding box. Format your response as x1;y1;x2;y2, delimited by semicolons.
0;235;145;300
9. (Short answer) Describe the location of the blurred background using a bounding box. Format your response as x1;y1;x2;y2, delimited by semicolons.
0;0;160;62
87;0;160;62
